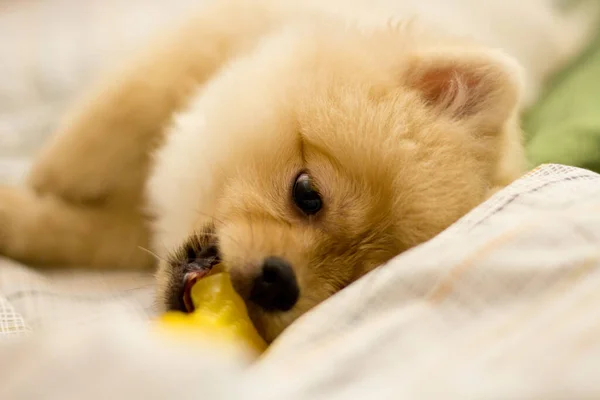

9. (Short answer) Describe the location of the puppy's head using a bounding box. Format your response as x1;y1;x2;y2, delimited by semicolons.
149;23;524;342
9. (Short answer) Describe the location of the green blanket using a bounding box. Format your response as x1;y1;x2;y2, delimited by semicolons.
524;31;600;172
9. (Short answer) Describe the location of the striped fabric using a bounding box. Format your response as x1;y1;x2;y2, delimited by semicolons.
0;260;155;339
2;164;600;399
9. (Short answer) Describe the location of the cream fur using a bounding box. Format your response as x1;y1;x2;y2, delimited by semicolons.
0;0;593;340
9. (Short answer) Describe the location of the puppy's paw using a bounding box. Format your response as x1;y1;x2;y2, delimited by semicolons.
27;141;124;206
0;186;33;259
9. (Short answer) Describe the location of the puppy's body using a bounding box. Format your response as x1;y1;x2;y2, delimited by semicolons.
0;0;593;340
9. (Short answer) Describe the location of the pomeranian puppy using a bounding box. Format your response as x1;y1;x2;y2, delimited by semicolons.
0;0;591;341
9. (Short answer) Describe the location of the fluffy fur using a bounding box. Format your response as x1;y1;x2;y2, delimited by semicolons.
0;0;594;341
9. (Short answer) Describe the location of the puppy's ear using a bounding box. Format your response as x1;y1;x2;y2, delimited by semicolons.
404;48;523;132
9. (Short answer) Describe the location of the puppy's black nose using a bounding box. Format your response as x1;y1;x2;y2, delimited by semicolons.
249;257;299;312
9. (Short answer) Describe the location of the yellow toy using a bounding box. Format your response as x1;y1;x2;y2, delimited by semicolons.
156;266;268;357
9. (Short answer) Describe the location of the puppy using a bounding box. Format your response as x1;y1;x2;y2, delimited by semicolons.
0;0;529;341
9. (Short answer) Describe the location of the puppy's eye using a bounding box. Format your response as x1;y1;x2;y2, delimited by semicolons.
292;172;322;215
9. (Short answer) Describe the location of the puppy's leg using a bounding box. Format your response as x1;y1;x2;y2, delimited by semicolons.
0;1;279;268
28;0;279;207
0;186;152;269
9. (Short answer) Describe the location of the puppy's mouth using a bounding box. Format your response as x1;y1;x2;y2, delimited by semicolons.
165;226;222;313
181;259;222;313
